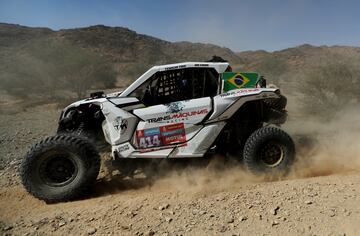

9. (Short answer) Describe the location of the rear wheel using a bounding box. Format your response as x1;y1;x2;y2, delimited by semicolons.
20;134;100;202
243;126;295;174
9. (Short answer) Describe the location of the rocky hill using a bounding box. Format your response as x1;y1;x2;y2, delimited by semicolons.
1;23;360;114
56;25;242;63
0;23;244;103
237;44;360;77
2;22;360;80
0;23;242;79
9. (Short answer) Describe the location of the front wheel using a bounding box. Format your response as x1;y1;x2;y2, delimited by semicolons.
243;126;295;175
20;134;100;202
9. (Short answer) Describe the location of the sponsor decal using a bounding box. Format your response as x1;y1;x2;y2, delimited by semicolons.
136;123;186;149
160;123;186;145
146;109;209;123
118;144;130;152
220;88;260;98
139;143;187;153
163;63;208;71
166;101;185;113
113;117;122;131
164;65;186;70
113;117;128;134
194;63;209;67
120;119;128;134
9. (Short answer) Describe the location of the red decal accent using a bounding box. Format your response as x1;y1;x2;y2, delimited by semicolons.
137;123;186;149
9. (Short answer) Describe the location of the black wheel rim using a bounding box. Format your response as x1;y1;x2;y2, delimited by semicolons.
39;153;78;187
259;142;284;167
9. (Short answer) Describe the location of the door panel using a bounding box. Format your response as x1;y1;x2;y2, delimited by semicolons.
132;97;212;151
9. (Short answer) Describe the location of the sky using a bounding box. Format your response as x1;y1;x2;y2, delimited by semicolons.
1;0;360;52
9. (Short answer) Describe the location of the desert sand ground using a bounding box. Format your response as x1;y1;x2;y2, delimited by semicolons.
0;104;359;236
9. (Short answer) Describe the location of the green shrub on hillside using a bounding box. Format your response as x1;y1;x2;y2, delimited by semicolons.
297;60;360;118
0;36;117;101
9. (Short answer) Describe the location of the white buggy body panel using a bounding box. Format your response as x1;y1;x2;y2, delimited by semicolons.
61;62;281;159
21;60;293;204
101;87;279;159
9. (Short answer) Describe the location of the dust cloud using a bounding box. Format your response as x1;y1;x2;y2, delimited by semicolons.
288;106;360;178
97;106;360;196
146;159;265;195
140;106;360;194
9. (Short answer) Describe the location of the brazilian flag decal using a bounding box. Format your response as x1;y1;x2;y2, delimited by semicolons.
222;72;259;92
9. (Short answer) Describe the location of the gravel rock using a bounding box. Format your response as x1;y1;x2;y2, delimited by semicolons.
158;204;170;211
58;221;66;227
239;216;248;222
272;220;280;226
86;227;97;235
227;217;234;223
4;226;13;231
270;206;280;215
218;225;227;233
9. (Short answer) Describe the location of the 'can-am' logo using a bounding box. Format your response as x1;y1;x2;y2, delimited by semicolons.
166;101;185;113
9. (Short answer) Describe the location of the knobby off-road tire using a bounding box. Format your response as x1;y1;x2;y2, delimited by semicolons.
20;134;100;203
243;126;295;175
57;122;109;152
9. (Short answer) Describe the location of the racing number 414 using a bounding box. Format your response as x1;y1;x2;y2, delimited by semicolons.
138;135;161;148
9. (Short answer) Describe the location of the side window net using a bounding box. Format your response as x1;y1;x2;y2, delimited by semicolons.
155;70;184;102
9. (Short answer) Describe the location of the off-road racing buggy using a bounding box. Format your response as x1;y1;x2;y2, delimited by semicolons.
20;60;295;202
